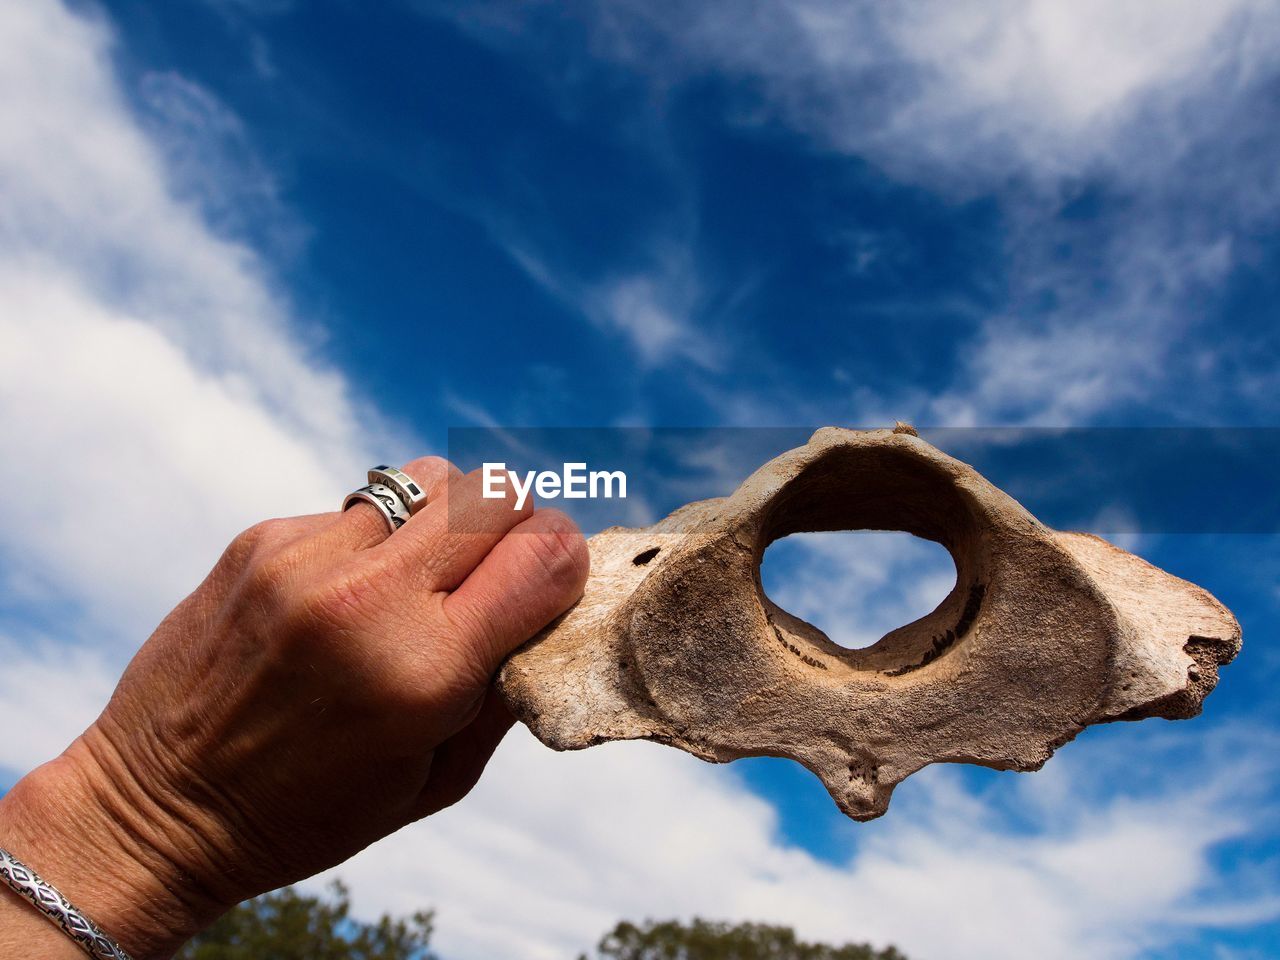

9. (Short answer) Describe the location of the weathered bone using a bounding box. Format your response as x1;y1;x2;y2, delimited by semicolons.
498;426;1240;820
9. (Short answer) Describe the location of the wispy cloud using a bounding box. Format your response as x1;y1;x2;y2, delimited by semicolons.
498;0;1277;189
134;69;302;250
440;0;1280;426
503;234;720;371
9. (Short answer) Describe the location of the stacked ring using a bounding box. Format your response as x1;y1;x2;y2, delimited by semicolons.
342;482;411;534
368;464;429;515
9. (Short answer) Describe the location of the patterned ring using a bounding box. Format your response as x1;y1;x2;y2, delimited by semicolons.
368;464;429;515
0;846;135;960
342;482;411;534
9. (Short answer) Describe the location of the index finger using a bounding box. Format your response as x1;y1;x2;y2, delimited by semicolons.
441;508;590;678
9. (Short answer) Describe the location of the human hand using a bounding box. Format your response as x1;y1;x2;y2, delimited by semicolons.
0;457;588;959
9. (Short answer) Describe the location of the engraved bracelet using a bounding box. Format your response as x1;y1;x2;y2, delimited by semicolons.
0;845;135;960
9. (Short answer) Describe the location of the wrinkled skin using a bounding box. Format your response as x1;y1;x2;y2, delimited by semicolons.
0;457;589;960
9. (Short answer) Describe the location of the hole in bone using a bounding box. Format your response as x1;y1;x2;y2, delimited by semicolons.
632;547;660;566
759;531;957;650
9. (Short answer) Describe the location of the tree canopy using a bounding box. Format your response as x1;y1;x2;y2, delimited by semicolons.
587;917;907;960
175;882;435;960
176;884;907;960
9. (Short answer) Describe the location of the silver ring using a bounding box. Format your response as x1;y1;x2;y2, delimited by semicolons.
343;482;410;534
368;464;429;515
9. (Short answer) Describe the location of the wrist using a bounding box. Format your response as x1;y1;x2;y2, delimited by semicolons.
0;731;228;959
0;877;84;959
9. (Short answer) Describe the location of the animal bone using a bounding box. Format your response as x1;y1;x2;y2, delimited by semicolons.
497;426;1240;820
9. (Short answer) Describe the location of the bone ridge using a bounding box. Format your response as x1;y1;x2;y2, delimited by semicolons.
498;427;1240;820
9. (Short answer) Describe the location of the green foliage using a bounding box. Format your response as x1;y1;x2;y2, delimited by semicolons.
585;917;908;960
175;881;907;960
175;881;435;960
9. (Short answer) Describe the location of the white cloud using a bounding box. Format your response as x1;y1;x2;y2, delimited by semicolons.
0;635;117;775
442;0;1280;425
761;532;956;649
505;238;719;370
0;265;360;639
321;724;1280;960
0;0;397;643
921;201;1242;425
0;0;385;457
805;0;1266;180
665;0;1280;425
599;273;704;367
133;69;298;247
532;0;1278;188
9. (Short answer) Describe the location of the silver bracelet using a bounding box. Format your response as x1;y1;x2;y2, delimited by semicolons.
0;845;135;960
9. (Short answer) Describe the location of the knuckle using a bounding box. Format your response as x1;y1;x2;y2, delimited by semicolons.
240;517;295;549
521;513;588;589
467;466;520;508
221;517;294;570
402;455;459;488
242;548;307;610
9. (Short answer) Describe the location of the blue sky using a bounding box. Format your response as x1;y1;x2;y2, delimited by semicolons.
1;1;1279;958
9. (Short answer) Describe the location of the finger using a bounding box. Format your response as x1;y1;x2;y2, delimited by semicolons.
440;508;589;678
410;688;516;818
373;467;535;593
322;456;458;551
